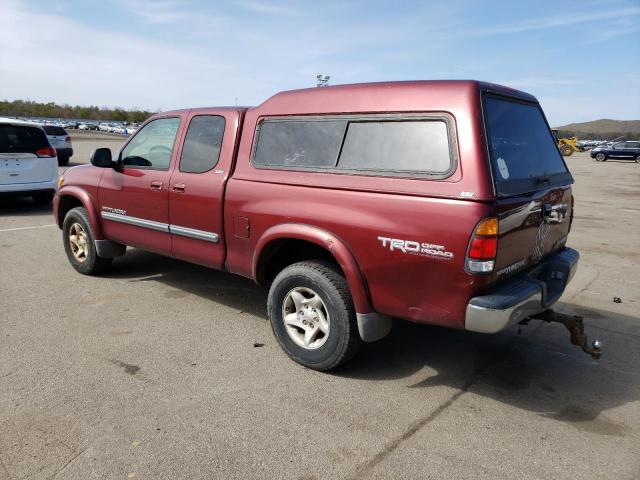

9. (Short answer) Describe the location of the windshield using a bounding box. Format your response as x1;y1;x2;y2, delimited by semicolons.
484;95;572;197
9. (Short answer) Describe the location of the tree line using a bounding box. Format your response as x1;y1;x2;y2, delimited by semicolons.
556;130;637;141
0;99;155;123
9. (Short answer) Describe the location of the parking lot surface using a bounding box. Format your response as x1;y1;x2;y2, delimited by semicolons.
1;141;639;479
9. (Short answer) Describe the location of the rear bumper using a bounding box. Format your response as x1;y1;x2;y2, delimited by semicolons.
0;179;58;195
465;248;579;334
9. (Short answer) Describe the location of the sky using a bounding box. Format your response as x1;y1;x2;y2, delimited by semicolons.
1;0;639;126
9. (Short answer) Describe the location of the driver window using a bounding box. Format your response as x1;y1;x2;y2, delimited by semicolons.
120;117;181;170
614;142;625;149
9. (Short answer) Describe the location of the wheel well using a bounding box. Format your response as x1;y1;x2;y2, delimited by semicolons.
258;239;342;285
57;195;83;226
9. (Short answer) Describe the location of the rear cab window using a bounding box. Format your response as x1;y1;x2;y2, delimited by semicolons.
0;125;49;154
483;94;573;197
252;114;456;178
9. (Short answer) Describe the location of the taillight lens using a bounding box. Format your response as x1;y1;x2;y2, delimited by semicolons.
65;135;71;142
466;217;498;274
35;147;56;158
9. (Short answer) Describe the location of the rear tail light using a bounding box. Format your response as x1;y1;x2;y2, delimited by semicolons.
35;147;56;158
465;217;498;274
65;136;71;142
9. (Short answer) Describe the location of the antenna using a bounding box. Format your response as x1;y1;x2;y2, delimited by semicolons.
316;73;330;87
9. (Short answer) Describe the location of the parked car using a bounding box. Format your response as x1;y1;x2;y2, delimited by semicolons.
53;80;592;370
42;125;73;166
1;117;58;205
78;123;89;130
590;141;640;162
98;123;110;132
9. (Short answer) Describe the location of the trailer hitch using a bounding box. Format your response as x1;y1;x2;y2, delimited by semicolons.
520;309;602;359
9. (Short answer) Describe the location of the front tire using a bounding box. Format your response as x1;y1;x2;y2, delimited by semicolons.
560;145;573;156
62;207;113;275
267;260;361;371
595;153;607;162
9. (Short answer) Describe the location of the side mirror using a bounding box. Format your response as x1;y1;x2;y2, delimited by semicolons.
90;148;113;168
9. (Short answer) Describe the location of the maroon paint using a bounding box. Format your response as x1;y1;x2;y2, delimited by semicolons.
54;80;568;330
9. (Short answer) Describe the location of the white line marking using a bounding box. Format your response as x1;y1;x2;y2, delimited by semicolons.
0;224;56;233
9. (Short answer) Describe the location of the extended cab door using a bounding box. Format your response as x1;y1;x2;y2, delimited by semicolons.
168;111;241;268
98;115;185;254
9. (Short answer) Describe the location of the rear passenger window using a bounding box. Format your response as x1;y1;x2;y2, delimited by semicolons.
180;115;225;173
252;115;454;177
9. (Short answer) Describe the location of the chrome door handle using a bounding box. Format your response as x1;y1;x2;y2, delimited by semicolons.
172;183;186;193
150;180;163;190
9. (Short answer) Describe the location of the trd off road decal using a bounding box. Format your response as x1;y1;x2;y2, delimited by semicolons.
377;236;454;260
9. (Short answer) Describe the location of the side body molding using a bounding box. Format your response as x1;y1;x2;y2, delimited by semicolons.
253;223;392;342
55;186;104;240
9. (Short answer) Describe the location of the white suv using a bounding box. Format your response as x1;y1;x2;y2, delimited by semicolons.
0;118;58;205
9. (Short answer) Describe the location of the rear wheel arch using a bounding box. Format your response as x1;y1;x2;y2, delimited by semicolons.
253;225;373;314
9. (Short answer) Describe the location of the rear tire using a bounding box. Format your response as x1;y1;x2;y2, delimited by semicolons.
267;260;361;371
62;207;113;275
32;192;54;205
635;155;640;164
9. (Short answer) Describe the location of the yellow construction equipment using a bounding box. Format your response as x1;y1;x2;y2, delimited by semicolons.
552;129;583;156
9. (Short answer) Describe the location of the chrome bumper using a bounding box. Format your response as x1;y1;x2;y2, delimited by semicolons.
465;248;579;334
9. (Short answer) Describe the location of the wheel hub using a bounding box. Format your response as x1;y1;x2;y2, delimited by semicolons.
68;222;88;263
282;287;330;350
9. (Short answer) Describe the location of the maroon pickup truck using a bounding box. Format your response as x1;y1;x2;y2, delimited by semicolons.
54;80;600;370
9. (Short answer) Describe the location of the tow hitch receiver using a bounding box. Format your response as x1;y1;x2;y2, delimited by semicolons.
521;309;602;359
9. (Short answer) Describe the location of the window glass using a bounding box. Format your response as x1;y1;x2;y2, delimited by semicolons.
0;125;48;154
42;126;67;136
484;95;571;196
120;117;180;169
253;120;347;168
338;120;450;173
613;142;625;149
624;142;639;148
179;115;225;173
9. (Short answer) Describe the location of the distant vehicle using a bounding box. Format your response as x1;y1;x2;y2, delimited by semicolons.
42;125;73;166
98;123;110;132
112;125;126;134
551;130;583;156
78;123;89;130
590;141;640;162
0;117;58;205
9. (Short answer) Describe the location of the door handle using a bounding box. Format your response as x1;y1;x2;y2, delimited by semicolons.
172;183;186;193
150;180;163;191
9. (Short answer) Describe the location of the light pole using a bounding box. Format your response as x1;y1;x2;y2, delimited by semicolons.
316;73;330;87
